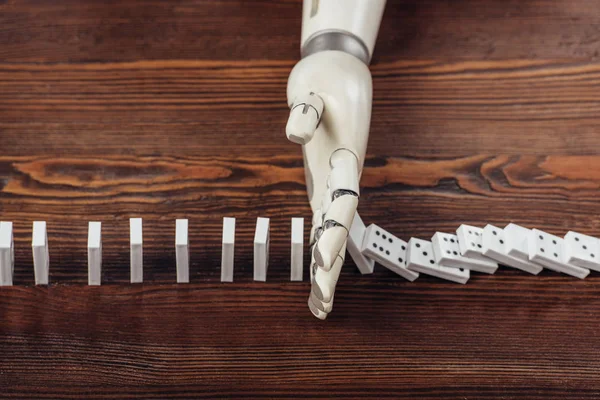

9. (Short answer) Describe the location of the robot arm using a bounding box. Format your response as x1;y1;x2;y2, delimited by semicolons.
285;0;387;319
300;0;386;64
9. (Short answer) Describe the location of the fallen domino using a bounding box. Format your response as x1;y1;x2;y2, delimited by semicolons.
360;223;419;281
88;221;102;286
406;237;470;284
481;224;543;275
175;219;189;283
432;231;498;274
0;222;14;286
502;223;544;273
347;212;375;274
563;231;600;272
454;225;499;274
130;218;143;283
528;228;589;279
253;217;270;281
32;221;49;285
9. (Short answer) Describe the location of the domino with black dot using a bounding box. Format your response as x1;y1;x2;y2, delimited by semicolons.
433;231;498;274
406;238;470;284
360;224;418;281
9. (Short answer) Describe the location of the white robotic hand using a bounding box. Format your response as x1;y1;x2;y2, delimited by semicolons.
286;50;373;319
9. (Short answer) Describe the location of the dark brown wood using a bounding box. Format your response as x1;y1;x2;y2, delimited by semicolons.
2;0;600;63
1;0;600;398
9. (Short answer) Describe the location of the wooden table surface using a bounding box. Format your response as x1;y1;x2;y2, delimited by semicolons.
2;0;600;398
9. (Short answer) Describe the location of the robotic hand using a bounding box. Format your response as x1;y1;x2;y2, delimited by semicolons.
287;51;370;320
285;0;386;319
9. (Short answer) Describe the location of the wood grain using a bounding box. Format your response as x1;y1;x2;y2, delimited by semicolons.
1;0;600;398
2;59;600;157
1;0;600;62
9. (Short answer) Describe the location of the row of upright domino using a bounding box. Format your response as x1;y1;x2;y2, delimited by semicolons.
0;217;306;286
1;213;597;287
349;213;599;283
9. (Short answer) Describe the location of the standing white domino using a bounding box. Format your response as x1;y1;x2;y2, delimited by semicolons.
359;224;418;281
130;218;143;283
433;231;498;274
290;217;304;281
221;217;235;282
87;222;102;286
32;221;49;285
481;224;543;275
175;219;189;283
563;231;600;272
0;222;14;286
406;238;469;284
253;217;270;282
347;213;375;274
528;229;589;279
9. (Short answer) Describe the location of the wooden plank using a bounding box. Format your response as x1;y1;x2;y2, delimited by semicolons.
0;60;599;157
1;0;599;62
0;281;600;398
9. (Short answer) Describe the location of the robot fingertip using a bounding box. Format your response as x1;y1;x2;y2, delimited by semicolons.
308;297;328;320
